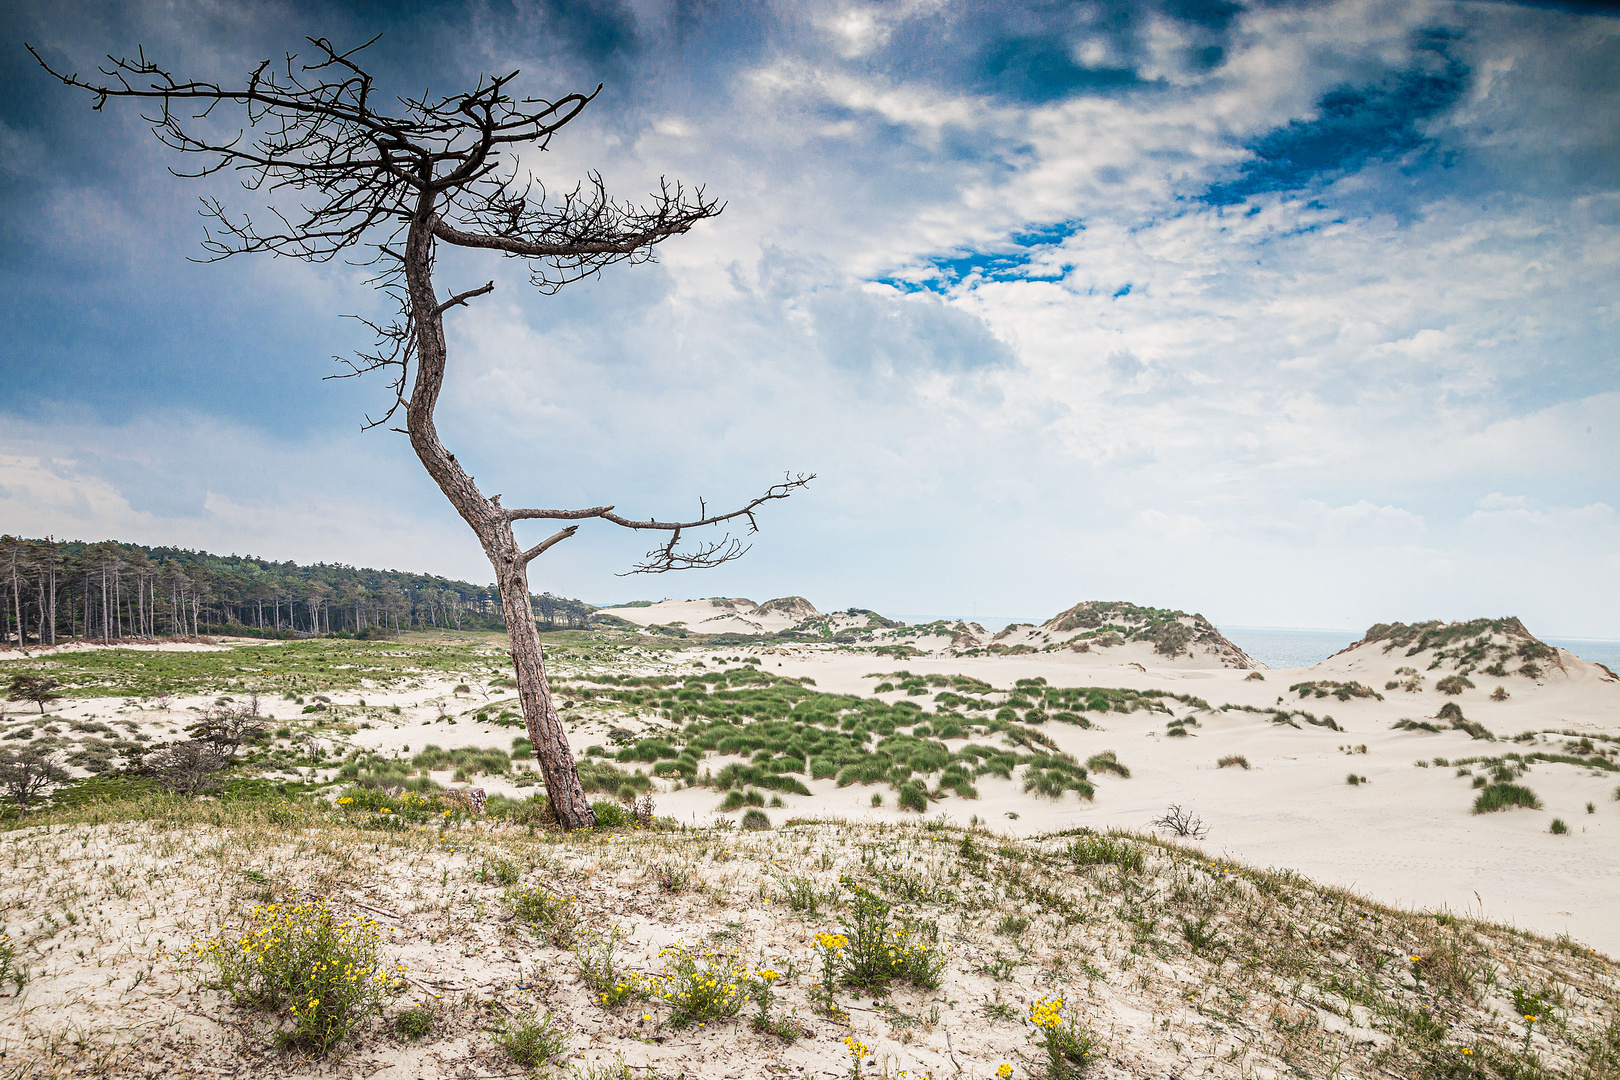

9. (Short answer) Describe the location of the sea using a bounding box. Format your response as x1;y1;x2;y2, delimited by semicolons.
1217;625;1620;672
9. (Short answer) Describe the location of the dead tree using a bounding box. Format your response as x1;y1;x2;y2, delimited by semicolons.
34;36;811;828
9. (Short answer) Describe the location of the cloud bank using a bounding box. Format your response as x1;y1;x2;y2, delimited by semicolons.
2;0;1617;636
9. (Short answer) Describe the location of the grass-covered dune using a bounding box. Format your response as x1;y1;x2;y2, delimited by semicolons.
2;792;1617;1080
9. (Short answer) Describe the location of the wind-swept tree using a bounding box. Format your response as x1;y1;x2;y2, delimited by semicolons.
34;36;810;828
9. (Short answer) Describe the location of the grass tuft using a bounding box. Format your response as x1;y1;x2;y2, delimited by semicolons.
1472;783;1542;814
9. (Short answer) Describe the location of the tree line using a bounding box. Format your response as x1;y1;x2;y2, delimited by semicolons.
0;536;595;646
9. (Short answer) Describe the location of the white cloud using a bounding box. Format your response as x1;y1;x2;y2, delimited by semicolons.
6;0;1618;634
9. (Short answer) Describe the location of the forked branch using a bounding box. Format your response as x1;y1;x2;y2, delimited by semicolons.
506;473;815;573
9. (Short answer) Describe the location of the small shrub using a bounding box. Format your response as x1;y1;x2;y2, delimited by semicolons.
1549;817;1569;834
651;861;691;893
897;780;928;812
1491;686;1510;701
650;941;751;1027
821;884;944;991
1244;671;1264;681
1151;804;1208;839
1436;675;1475;696
494;1010;567;1068
1346;773;1367;786
574;926;640;1007
1068;834;1144;872
512;887;578;945
1216;754;1250;770
591;800;628;828
1085;750;1130;777
741;808;771;830
393;1004;435;1039
995;914;1030;936
187;900;404;1054
1029;995;1100;1077
1472;783;1542;814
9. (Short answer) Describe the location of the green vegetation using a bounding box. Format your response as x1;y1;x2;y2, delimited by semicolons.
1219;703;1342;731
494;1010;568;1067
187;898;403;1054
741;808;772;830
567;666;1136;806
1067;833;1144;872
1084;750;1130;778
651;942;751;1027
819;883;945;991
1356;619;1558;679
1436;674;1476;695
1288;680;1383;702
1472;783;1542;814
1216;754;1251;770
0;534;596;642
512;887;579;945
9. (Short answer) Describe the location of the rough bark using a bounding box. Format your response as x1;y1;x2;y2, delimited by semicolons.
401;209;594;826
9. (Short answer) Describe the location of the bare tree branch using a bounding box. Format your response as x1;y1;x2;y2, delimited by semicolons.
504;474;814;572
520;525;580;565
436;280;495;314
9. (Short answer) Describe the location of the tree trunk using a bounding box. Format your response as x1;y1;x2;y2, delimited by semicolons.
400;208;594;829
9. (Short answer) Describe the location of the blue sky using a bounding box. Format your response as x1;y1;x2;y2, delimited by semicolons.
2;0;1618;636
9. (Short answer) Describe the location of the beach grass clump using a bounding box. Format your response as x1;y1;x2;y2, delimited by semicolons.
1346;773;1368;786
1472;783;1542;814
720;788;766;810
1067;833;1143;872
1549;817;1569;834
493;1010;568;1068
1289;680;1384;702
187;899;404;1054
1084;750;1130;777
1216;754;1250;770
741;808;772;830
896;780;929;812
392;1003;435;1039
1436;675;1476;696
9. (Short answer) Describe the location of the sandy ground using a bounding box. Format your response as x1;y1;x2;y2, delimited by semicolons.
13;630;1620;958
4;812;1616;1080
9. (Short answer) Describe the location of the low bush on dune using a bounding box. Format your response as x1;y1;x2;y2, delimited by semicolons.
1289;680;1384;702
1216;754;1250;770
1067;833;1144;872
1085;750;1130;778
1472;783;1541;814
1436;674;1476;696
185;899;405;1054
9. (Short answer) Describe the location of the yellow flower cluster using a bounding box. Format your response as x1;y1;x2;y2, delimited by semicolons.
184;899;406;1054
997;1065;1014;1079
816;932;850;952
843;1036;871;1059
1029;995;1065;1030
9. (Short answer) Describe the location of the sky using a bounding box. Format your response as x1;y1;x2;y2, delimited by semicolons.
1;0;1618;637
